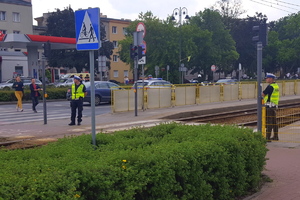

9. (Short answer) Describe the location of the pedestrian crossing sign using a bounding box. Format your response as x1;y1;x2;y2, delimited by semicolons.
75;8;101;50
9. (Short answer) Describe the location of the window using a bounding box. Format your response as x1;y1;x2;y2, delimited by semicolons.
113;41;118;48
112;26;117;34
0;30;6;34
123;27;127;35
15;66;23;75
12;12;20;22
13;30;20;34
0;11;6;21
124;70;129;77
113;70;119;78
113;55;118;62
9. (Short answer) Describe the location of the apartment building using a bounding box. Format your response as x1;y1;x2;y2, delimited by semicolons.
101;16;132;83
0;0;33;81
0;0;33;36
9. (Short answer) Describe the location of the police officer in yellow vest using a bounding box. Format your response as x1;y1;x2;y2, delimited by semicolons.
262;73;280;141
69;76;87;126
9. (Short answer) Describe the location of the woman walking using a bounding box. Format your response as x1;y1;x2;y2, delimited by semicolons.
12;76;24;112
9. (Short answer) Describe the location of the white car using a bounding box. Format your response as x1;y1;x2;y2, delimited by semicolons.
132;79;173;89
0;77;42;89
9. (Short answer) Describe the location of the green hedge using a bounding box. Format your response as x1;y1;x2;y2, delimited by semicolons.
0;123;267;200
0;86;68;101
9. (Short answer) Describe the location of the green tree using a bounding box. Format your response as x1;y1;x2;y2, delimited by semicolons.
190;9;239;80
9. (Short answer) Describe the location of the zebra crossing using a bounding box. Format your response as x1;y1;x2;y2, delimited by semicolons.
0;103;72;125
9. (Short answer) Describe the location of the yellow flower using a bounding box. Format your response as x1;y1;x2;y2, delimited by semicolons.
122;165;126;169
74;194;80;198
122;160;127;163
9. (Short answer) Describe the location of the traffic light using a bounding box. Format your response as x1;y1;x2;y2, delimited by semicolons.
137;45;145;59
130;44;137;59
252;20;268;47
43;41;51;59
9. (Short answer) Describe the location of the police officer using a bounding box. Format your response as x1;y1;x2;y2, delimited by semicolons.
262;73;280;141
69;76;87;126
84;74;90;82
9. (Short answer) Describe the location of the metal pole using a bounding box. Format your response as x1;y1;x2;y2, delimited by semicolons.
179;7;182;84
134;57;138;116
89;50;96;146
257;42;263;132
42;57;47;124
142;64;145;111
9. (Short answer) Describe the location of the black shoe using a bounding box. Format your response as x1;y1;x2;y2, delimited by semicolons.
34;110;37;113
270;137;279;141
68;122;75;126
77;122;81;126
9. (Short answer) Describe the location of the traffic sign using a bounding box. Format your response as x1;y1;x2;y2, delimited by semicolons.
75;8;101;51
138;56;146;65
136;22;146;38
211;65;216;72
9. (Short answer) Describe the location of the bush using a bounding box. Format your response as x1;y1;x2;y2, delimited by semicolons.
0;87;68;101
0;123;267;199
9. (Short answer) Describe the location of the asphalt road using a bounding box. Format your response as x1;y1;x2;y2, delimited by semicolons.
0;100;111;125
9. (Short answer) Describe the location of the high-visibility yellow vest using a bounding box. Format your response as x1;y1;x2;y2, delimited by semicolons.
264;83;279;105
71;84;85;99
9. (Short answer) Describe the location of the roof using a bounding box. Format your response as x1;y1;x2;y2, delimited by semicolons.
0;0;32;6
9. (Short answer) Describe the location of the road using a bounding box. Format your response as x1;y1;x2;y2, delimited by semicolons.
0;100;111;125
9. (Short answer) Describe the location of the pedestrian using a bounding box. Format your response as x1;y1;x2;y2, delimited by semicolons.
124;76;129;85
29;78;43;113
79;74;83;83
12;76;24;112
69;76;87;126
84;74;90;82
262;73;280;142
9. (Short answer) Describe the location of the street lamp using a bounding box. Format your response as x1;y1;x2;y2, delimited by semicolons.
171;7;190;84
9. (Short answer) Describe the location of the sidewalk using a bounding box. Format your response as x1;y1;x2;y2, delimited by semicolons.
1;96;300;199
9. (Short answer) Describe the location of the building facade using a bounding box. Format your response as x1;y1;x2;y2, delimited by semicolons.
0;0;33;36
101;16;132;83
0;0;33;81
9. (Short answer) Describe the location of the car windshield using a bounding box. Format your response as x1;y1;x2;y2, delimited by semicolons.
136;82;149;87
58;79;68;83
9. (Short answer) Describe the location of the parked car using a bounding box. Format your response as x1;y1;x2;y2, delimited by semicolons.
55;78;74;87
66;81;123;106
215;79;238;85
132;79;173;89
0;77;42;89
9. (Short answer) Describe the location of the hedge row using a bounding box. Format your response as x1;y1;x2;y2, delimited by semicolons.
0;123;267;200
0;86;68;101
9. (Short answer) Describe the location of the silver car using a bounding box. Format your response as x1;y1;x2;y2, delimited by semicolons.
0;77;42;89
132;79;173;89
55;78;74;87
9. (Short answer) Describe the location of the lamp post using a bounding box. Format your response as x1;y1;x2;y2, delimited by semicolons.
171;7;190;84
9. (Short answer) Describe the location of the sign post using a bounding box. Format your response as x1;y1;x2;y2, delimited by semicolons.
75;8;100;146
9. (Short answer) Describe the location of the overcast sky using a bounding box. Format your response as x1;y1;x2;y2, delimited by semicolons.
31;0;300;25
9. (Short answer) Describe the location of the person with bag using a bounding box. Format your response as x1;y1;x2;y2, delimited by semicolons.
69;76;87;126
12;76;24;112
29;78;43;113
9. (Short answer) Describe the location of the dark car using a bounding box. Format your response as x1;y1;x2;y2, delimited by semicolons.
66;81;123;106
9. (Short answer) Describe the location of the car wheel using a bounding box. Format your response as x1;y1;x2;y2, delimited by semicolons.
95;95;101;106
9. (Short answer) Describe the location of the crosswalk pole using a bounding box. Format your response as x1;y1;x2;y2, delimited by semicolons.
42;56;47;124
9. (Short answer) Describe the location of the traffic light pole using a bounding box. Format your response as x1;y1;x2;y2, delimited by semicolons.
257;42;263;132
134;57;138;116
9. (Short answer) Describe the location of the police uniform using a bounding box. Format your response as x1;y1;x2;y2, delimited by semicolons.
263;73;280;141
69;76;87;126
